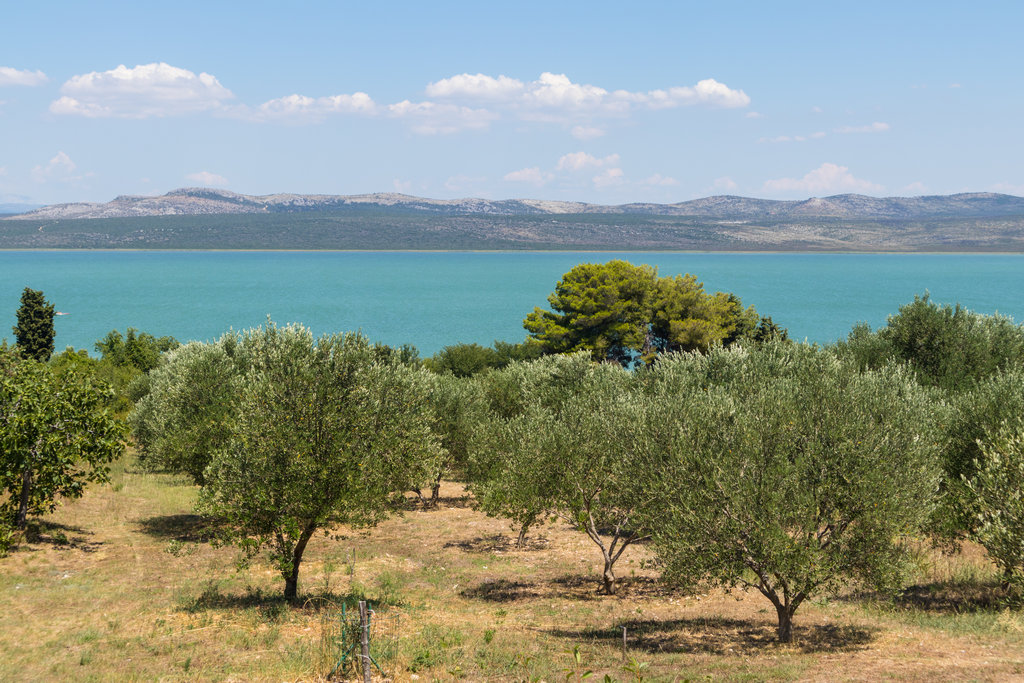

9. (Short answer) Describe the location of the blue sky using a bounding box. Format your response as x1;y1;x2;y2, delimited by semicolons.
1;1;1021;205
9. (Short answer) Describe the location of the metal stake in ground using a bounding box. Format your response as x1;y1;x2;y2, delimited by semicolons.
359;600;371;683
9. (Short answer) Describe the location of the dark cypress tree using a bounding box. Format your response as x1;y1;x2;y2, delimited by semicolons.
13;288;55;362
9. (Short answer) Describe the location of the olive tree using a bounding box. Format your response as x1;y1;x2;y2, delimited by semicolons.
0;349;125;548
635;343;944;642
419;372;486;505
934;368;1024;541
470;354;649;592
197;323;440;600
965;428;1024;590
129;334;244;484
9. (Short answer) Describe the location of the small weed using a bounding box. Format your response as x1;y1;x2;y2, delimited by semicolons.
165;539;197;557
562;644;593;682
622;656;650;682
483;628;496;644
375;570;407;606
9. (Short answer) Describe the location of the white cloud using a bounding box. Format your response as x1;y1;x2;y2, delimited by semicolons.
834;121;890;134
31;151;81;183
426;72;748;123
503;167;553;185
640;173;678;187
636;78;750;109
763;163;883;196
386;100;498;134
759;131;826;143
593;167;625;188
555;152;620;172
393;179;413;192
744;111;763;119
425;73;524;100
0;66;48;87
993;182;1024;197
571;125;605;140
811;106;823;114
444;175;488;193
185;171;228;187
50;63;234;118
255;92;375;121
712;176;738;192
902;181;929;195
949;83;962;88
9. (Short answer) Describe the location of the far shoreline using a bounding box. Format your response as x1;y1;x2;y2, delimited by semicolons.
3;248;1024;256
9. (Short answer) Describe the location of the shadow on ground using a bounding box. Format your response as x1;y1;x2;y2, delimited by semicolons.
462;578;541;602
461;574;669;603
136;513;221;542
548;615;876;655
179;581;405;615
24;519;102;553
843;580;1010;615
444;533;550;553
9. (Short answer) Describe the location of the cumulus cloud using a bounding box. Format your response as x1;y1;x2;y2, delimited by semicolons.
255;92;375;121
0;66;48;87
426;72;749;122
993;182;1024;197
31;151;81;183
712;177;738;192
571;125;605;140
902;181;929;195
503;167;553;186
444;175;489;193
763;163;883;195
185;171;228;187
50;63;235;118
555;152;620;172
759;131;826;143
834;121;890;134
593;167;625;188
387;100;498;134
425;73;524;100
640;173;678;187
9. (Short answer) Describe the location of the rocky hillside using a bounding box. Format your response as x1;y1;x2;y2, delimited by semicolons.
8;188;1024;221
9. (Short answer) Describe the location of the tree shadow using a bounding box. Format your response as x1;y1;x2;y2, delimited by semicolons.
548;615;876;655
461;578;541;602
179;581;402;615
853;580;1010;614
24;519;102;553
136;513;222;542
443;533;550;553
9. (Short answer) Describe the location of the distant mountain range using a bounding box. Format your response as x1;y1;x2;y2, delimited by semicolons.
8;187;1024;221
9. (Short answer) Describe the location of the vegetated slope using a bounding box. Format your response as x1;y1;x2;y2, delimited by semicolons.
2;210;1024;251
3;188;1024;250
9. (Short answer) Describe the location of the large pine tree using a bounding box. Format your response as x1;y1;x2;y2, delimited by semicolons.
13;288;55;362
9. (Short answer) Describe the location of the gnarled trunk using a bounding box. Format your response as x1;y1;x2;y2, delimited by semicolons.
515;513;537;549
602;553;617;595
15;466;32;531
281;523;318;602
775;602;794;643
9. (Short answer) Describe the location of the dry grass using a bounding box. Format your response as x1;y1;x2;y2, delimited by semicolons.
1;457;1023;682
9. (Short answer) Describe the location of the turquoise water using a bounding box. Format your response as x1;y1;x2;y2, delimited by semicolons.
1;251;1022;355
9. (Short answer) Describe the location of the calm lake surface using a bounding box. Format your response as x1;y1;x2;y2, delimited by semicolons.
2;251;1023;355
